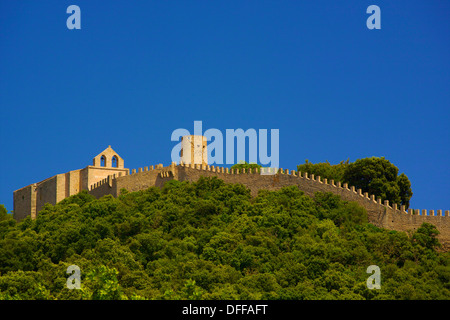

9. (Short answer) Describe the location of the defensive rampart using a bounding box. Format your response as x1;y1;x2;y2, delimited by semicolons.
89;163;450;248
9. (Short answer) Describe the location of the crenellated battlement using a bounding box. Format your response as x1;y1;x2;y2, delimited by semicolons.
89;174;114;191
13;143;450;249
129;164;165;174
175;163;446;214
146;163;448;248
13;145;129;222
18;156;448;248
111;162;450;221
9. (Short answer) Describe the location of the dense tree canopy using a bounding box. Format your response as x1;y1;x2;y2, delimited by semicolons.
298;157;413;208
0;178;447;300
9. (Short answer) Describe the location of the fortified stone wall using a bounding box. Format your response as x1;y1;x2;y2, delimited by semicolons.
35;175;58;215
88;163;450;248
13;159;128;220
65;169;81;198
13;184;36;221
89;164;168;197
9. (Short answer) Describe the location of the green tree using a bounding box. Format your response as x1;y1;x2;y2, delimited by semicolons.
0;205;12;222
181;279;203;300
81;265;127;300
231;161;262;172
298;157;413;208
397;173;413;209
297;159;348;182
343;157;413;208
412;223;440;250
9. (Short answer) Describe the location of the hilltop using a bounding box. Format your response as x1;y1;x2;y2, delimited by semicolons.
0;177;448;300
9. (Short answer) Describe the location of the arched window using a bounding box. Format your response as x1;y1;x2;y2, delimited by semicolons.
112;155;118;168
101;155;106;167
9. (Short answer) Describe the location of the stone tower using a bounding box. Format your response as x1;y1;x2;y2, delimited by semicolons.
180;135;208;165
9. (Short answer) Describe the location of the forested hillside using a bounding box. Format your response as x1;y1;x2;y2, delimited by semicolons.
0;177;448;300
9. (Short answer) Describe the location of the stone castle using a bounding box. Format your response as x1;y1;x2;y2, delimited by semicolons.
13;136;450;248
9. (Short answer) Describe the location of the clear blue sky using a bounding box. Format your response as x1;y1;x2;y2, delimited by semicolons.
1;1;449;212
